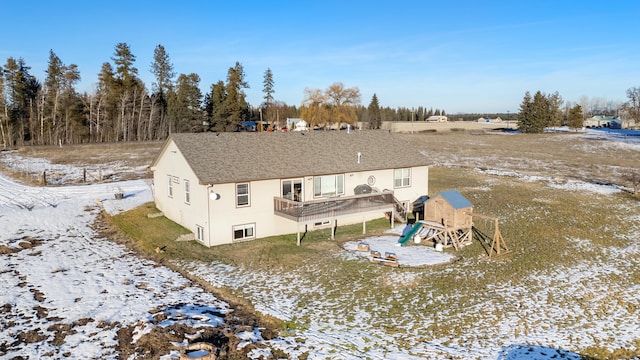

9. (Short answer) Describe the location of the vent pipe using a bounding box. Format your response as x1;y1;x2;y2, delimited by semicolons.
357;152;362;164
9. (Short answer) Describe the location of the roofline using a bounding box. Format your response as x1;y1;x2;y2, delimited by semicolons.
200;164;431;186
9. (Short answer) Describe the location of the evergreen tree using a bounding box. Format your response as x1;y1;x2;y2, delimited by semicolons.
3;57;39;146
205;81;227;131
518;90;561;133
262;68;274;124
112;43;139;89
547;91;564;130
150;44;174;95
567;104;584;131
168;73;203;133
223;62;249;131
44;50;64;143
518;91;534;132
367;93;381;129
150;44;175;139
110;43;146;141
96;62;117;141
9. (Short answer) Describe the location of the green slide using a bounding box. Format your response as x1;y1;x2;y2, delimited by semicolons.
397;222;424;246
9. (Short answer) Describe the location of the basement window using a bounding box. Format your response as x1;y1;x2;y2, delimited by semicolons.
196;225;204;241
233;223;255;241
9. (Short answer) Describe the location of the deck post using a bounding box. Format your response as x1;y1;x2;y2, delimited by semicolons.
297;223;301;246
331;219;335;240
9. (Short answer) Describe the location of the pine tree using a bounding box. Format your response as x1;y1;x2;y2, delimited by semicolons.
517;91;534;133
150;44;175;139
547;91;563;130
262;68;275;127
168;73;203;133
3;57;39;146
112;43;139;89
150;44;175;95
567;104;584;131
206;81;227;131
44;50;65;144
367;93;381;129
223;62;249;131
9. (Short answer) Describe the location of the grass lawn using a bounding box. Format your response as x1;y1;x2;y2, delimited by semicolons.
110;164;640;359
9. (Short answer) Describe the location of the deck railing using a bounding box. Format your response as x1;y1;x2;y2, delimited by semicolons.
274;191;403;223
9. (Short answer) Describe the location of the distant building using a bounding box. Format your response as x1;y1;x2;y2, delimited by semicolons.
286;118;309;131
237;121;257;132
476;117;503;123
426;115;448;122
584;115;619;128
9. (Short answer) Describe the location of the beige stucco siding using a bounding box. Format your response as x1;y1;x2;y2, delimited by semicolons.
153;138;430;247
152;141;210;245
207;180;298;246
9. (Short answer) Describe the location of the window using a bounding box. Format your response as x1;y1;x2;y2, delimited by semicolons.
236;183;250;207
184;180;190;204
196;225;204;241
314;220;331;227
167;175;173;197
233;223;255;241
281;179;303;201
313;175;344;197
394;168;411;188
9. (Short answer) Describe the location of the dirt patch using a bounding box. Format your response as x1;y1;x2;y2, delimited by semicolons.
93;213;280;359
0;237;43;254
47;323;76;346
30;288;46;302
16;329;47;344
33;305;49;319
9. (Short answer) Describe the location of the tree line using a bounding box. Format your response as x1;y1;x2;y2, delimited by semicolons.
517;89;638;133
0;43;296;147
0;42;451;147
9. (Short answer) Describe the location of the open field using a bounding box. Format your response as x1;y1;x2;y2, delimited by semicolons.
1;127;639;359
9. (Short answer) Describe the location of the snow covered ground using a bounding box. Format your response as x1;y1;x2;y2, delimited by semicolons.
1;128;639;359
0;174;244;359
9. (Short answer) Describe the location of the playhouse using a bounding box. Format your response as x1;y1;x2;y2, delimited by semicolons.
399;189;508;256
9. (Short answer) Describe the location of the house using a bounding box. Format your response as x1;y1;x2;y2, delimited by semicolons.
584;115;618;128
426;115;448;122
476;117;503;123
150;130;431;247
285;118;309;131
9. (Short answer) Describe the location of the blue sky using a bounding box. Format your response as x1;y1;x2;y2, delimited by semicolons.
1;1;639;113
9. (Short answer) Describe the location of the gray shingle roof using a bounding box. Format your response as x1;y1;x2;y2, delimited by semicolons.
166;130;431;185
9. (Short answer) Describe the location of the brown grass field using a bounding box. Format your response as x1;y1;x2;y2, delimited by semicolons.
7;123;637;191
3;123;640;359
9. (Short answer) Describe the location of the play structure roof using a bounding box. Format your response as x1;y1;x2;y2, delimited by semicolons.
435;189;473;209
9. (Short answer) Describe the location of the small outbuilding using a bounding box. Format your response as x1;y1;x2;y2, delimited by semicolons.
423;189;473;228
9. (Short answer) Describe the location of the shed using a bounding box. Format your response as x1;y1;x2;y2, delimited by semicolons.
423;189;473;228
